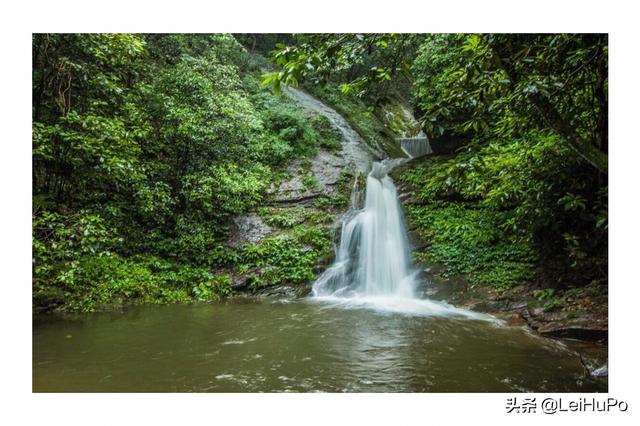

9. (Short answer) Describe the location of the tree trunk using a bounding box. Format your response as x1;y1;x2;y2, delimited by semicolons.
531;94;608;174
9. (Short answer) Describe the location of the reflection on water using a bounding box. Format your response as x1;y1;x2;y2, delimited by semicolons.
33;301;607;392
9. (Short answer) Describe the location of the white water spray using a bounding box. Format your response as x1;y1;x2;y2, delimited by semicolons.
313;160;496;321
313;160;416;298
282;87;495;320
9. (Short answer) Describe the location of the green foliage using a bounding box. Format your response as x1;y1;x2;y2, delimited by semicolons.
303;83;405;157
256;206;331;229
263;212;298;229
53;254;162;312
303;173;320;190
262;34;420;99
32;210;123;305
310;114;342;152
408;203;535;290
32;207;235;311
401;129;607;290
380;101;422;138
292;224;332;253
32;34;333;312
402;132;603;243
192;274;232;301
36;252;234;312
260;102;320;157
533;288;555;301
239;238;313;288
258;207;305;229
154;217;239;267
314;194;349;211
33;210;120;262
558;193;587;212
411;34;608;172
532;289;562;311
182;162;270;216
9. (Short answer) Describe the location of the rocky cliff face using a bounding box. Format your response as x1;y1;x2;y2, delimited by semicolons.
226;88;378;296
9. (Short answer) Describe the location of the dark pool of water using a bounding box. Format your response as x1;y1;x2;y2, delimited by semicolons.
33;299;607;392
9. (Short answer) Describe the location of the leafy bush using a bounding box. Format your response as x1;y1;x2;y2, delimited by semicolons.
402;132;601;244
237;223;332;289
408;203;535;290
258;208;299;229
310;114;342;152
261;104;320;157
182;162;270;216
239;236;316;288
292;224;332;253
34;246;235;312
314;194;350;210
191;274;232;301
303;173;320;190
53;254;162;312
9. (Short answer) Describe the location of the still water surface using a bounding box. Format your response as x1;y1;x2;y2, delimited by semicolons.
33;300;606;392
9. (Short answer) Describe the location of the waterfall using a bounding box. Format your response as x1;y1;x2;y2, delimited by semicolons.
313;160;416;298
281;87;494;319
400;135;432;158
312;159;496;321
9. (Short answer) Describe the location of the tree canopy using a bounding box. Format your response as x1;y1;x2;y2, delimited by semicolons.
265;34;608;172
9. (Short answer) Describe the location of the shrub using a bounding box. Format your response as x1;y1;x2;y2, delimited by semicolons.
407;203;535;290
261;104;319;157
310;114;342;152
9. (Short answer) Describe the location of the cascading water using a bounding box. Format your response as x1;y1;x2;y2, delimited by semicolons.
281;86;494;319
313;159;495;320
313;160;417;298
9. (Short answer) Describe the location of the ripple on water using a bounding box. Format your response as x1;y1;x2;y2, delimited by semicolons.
309;295;503;324
32;301;607;392
221;337;257;345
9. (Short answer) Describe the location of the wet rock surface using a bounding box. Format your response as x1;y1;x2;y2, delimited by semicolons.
422;270;608;344
283;87;378;172
226;87;375;297
269;153;347;203
228;213;273;247
591;364;608;377
255;284;311;299
521;309;608;343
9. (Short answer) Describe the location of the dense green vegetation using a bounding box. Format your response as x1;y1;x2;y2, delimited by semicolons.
400;130;606;291
267;34;608;296
32;34;341;311
33;33;608;314
302;83;407;157
261;34;423;157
